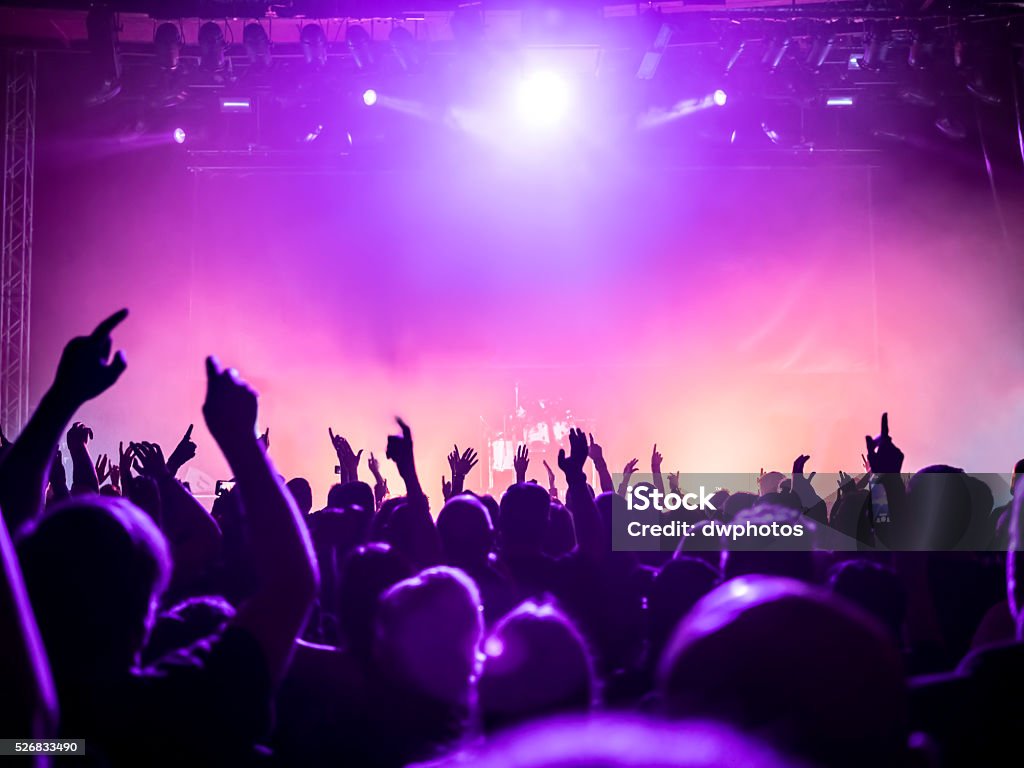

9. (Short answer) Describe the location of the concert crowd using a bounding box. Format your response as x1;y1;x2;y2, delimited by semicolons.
2;309;1023;768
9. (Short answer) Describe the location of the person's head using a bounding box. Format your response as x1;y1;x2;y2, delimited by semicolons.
906;467;971;549
17;496;170;679
659;576;907;768
543;501;576;558
720;504;816;583
287;477;314;515
647;557;720;665
722;492;757;521
327;481;375;516
375;566;483;705
828;560;906;643
383;501;442;570
758;471;786;496
433;715;802;768
1012;459;1024;497
437;494;494;569
479;601;595;733
338;542;412;661
498;483;551;555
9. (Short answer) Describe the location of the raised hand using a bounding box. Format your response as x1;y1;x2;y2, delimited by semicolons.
455;446;478;477
622;458;640;479
368;451;382;480
203;356;259;455
259;428;270;451
95;453;111;485
791;454;822;511
329;427;363;482
588;433;605;466
557;427;589;482
542;459;556;487
864;412;904;474
66;422;93;451
118;441;136;486
513;443;529;483
134;441;169;480
52;309;128;406
49;449;68;500
651;444;663;473
166;424;197;477
442;475;453;500
668;471;681;492
386;418;422;498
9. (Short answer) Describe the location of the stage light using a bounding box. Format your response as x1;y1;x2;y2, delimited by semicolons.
935;116;967;141
304;124;323;143
219;97;252;113
713;89;728;107
301;24;328;68
390;26;420;72
907;28;931;70
85;7;121;105
825;95;854;107
762;35;791;72
806;33;834;72
725;41;746;74
516;71;571;128
861;25;891;71
244;23;271;69
347;25;374;70
362;89;378;107
173;128;187;144
199;22;225;72
154;23;182;70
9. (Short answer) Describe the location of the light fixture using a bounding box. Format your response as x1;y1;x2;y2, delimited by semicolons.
85;7;121;105
390;26;420;72
362;88;378;107
825;95;854;107
713;89;728;107
516;71;571;129
154;23;181;70
244;23;271;69
219;97;252;113
806;32;834;72
347;25;374;70
199;22;225;72
172;127;187;144
301;24;328;68
762;34;791;72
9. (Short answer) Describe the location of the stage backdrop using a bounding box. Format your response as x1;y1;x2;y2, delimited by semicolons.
31;144;1024;507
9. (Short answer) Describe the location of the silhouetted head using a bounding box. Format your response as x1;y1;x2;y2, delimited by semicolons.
499;483;551;555
828;560;906;643
479;600;595;734
384;501;442;570
375;566;484;706
437;494;494;569
659;576;906;768
720;505;816;582
433;715;801;768
287;477;314;515
722;492;757;521
327;481;375;516
647;557;721;666
338;542;412;662
17;496;170;680
906;467;971;549
543;501;576;558
758;471;786;495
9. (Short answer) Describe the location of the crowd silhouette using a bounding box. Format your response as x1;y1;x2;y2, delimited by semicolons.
2;309;1023;768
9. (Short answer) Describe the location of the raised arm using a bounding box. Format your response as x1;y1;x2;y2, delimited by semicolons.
513;444;529;485
559;428;605;557
329;428;362;484
542;459;559;501
386;417;424;501
66;422;99;494
0;309;128;533
587;433;615;494
448;444;479;496
165;424;197;479
651;444;665;494
134;440;222;592
203;356;318;684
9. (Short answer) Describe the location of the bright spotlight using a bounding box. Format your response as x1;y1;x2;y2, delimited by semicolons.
516;71;571;128
172;127;186;144
362;89;378;107
713;89;728;107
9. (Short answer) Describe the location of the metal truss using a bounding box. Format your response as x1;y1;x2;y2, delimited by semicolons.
1;50;36;437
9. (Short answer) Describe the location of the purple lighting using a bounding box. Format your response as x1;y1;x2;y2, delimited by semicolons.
713;89;728;107
516;71;571;129
362;89;378;107
172;127;186;144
